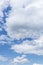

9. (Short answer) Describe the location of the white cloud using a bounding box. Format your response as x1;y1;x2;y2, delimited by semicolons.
0;0;9;11
0;35;12;41
0;55;8;62
11;55;29;65
33;63;43;65
6;0;43;39
0;35;13;45
34;36;43;47
10;0;30;9
11;39;43;55
0;0;10;23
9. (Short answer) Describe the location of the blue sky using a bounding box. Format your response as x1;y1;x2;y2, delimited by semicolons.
0;0;43;65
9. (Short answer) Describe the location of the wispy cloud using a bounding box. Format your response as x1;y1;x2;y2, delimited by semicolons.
0;35;13;45
0;55;8;62
33;63;43;65
11;39;43;55
11;55;30;65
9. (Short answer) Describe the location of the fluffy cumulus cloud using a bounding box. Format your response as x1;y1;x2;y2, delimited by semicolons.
0;0;43;65
11;55;29;65
6;0;43;39
11;38;43;55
